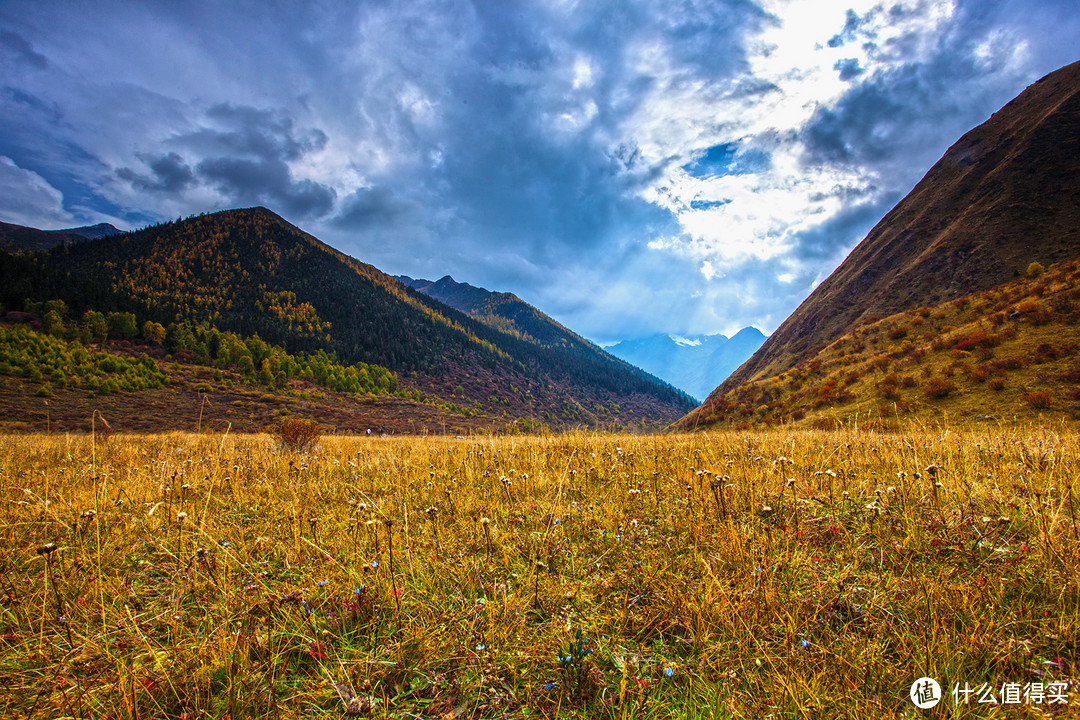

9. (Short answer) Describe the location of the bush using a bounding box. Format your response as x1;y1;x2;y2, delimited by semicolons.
924;378;956;399
1023;390;1053;410
1027;261;1045;278
272;417;321;452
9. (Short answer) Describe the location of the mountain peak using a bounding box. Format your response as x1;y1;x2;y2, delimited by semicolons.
712;59;1080;396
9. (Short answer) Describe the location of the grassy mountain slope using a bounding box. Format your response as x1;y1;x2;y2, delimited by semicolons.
682;60;1080;429
682;257;1080;429
712;60;1080;401
0;207;693;431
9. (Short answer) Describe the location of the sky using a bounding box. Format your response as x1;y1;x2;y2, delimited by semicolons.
1;1;1077;345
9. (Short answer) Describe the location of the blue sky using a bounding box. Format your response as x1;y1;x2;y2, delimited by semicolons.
1;1;1077;344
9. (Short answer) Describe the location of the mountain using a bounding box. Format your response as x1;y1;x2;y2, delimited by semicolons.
607;328;765;401
0;221;120;250
61;223;122;240
681;60;1080;428
677;258;1080;429
397;274;599;352
0;207;694;431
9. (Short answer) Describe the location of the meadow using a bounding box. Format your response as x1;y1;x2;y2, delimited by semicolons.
1;426;1078;719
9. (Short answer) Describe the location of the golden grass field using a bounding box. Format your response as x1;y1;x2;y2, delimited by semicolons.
2;426;1078;719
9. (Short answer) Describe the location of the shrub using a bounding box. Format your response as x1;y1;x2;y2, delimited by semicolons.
988;378;1006;391
872;355;893;372
953;329;999;352
1023;390;1053;410
924;378;956;399
879;385;901;401
272;417;321;452
1027;261;1045;278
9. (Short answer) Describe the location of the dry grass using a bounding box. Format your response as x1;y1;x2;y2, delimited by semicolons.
1;428;1078;718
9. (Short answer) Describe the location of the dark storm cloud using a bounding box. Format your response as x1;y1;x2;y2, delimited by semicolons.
331;186;417;231
0;29;47;69
1;0;1078;342
792;192;900;262
119;102;337;218
834;57;864;81
178;104;331;213
803;1;1060;173
116;152;194;194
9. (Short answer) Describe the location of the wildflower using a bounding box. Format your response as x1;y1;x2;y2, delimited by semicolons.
317;579;328;587
801;639;810;649
476;643;486;651
544;681;557;691
354;587;364;594
371;560;379;568
664;666;675;678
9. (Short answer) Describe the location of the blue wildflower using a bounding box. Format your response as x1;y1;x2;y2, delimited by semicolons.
801;639;810;649
664;666;674;678
544;681;557;691
354;587;364;594
476;643;486;651
317;579;328;587
371;560;378;568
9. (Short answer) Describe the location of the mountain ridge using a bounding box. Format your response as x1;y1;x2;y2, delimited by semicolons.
683;59;1080;427
678;60;1080;427
607;328;765;401
0;207;694;431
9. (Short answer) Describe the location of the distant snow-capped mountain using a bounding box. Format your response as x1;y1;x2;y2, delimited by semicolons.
607;328;765;402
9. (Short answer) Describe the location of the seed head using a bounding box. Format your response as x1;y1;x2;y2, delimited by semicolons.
176;511;188;523
36;542;57;556
479;517;490;527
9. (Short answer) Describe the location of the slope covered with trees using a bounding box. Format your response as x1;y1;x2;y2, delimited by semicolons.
0;207;693;430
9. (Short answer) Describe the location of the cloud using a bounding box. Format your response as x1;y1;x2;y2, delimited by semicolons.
834;58;865;81
0;155;71;228
0;0;1078;346
331;185;417;231
0;29;47;69
116;152;194;194
113;103;337;218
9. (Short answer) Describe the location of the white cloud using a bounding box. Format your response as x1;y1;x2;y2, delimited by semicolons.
622;0;960;279
0;156;73;228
